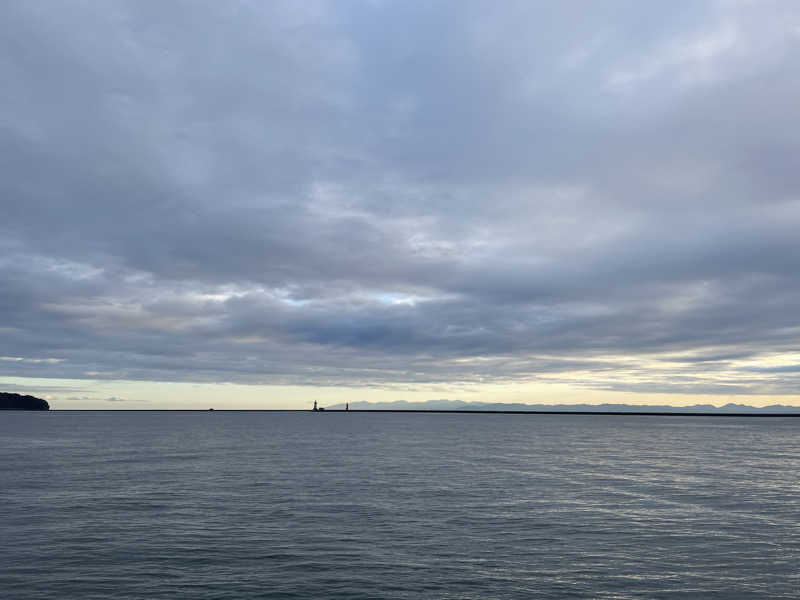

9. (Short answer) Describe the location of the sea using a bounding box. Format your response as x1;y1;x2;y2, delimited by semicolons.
1;411;799;599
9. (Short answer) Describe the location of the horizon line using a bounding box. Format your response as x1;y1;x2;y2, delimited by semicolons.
29;409;800;417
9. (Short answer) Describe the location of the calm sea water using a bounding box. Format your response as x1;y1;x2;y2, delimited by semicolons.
1;411;799;599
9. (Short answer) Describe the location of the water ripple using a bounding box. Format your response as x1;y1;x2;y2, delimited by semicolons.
2;412;799;598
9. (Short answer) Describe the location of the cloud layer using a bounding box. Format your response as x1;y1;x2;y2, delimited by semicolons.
2;1;800;396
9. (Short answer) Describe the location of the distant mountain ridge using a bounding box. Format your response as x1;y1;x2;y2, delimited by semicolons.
326;399;800;413
0;392;50;410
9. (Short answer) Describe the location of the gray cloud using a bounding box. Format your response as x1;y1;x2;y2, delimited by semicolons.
103;396;138;403
2;1;800;396
0;383;87;395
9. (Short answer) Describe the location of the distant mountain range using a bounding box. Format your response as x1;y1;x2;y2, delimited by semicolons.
326;399;800;413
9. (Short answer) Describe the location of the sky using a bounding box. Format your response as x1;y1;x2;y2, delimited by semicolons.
2;1;800;409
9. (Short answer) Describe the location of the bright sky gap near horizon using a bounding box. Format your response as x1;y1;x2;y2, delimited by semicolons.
2;1;800;409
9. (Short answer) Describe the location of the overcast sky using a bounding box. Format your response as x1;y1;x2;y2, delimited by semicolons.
2;1;800;408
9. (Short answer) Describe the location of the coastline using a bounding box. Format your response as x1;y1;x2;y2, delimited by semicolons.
34;409;800;417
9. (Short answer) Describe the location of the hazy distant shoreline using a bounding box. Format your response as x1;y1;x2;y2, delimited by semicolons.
324;400;800;414
42;409;800;417
9;393;799;414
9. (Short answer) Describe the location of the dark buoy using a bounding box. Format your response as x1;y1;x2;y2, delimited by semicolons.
312;400;318;411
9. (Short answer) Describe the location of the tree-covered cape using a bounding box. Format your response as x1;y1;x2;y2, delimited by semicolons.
0;392;50;410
